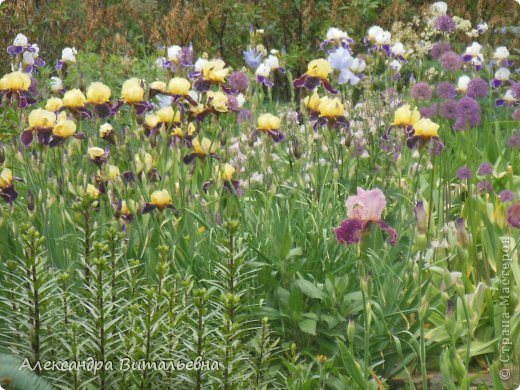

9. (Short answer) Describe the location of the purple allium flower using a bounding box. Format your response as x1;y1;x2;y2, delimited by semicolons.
477;162;493;176
512;82;520;100
436;82;457;99
512;108;520;121
439;99;457;120
457;166;472;180
507;203;520;228
466;78;488;98
411;82;433;100
499;190;515;202
419;104;438;118
441;51;463;71
507;129;520;148
476;180;493;193
454;96;481;130
434;15;456;33
431;41;452;60
228;71;249;93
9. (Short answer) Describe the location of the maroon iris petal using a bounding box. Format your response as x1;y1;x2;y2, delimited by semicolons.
293;76;307;88
321;79;339;94
374;220;398;246
37;128;53;145
183;153;198;164
20;130;34;147
94;103;112;118
335;218;365;245
134;101;153;115
507;204;520;228
304;76;322;90
141;203;156;214
268;130;285;142
1;185;18;205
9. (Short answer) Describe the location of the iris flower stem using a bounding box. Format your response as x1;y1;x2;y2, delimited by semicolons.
96;260;106;390
460;290;471;380
84;209;91;282
358;246;370;381
417;250;428;390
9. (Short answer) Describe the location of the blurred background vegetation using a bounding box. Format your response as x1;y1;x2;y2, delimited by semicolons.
0;0;519;73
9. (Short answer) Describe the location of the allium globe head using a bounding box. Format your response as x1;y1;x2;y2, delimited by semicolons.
434;15;456;33
507;130;520;148
499;190;514;202
441;51;463;71
419;104;438;118
431;41;452;60
411;82;433;100
476;180;493;194
466;78;488;98
228;71;249;92
512;83;520;100
454;96;481;130
439;99;457;120
456;166;472;180
436;82;457;99
477;162;493;176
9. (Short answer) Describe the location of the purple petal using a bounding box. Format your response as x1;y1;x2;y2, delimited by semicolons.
193;79;211;92
263;78;274;88
321;79;339;94
94;103;112;118
374;220;397;245
221;85;238;95
183;153;198;164
134;101;153;115
293;76;307;88
123;171;135;183
304;76;322;91
1;185;18;205
37;128;52;145
491;79;502;88
34;58;45;67
268;129;285;142
406;136;420;149
335;218;364;245
507;204;520;228
17;95;28;109
77;107;93;120
7;46;24;56
141;204;156;214
20;130;34;147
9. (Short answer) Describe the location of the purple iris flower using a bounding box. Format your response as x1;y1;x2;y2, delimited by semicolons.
243;49;264;70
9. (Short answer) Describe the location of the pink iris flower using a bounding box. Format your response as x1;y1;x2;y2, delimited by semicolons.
335;188;397;245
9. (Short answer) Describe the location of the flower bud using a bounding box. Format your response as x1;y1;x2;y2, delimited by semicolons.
415;201;428;234
455;217;469;248
347;315;355;345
